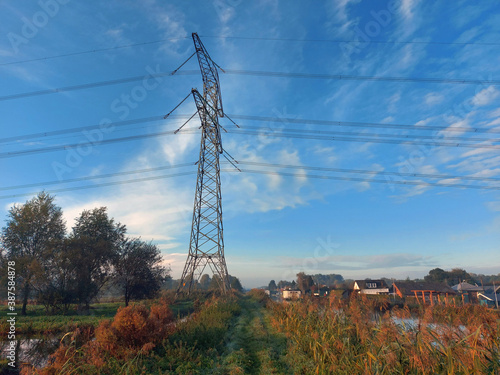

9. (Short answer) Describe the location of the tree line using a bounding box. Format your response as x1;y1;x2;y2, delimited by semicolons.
164;273;243;292
266;268;500;294
0;192;168;315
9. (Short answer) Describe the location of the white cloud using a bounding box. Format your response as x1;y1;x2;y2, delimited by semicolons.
424;92;444;106
488;108;500;118
400;0;417;20
312;145;337;164
486;202;500;212
471;86;499;107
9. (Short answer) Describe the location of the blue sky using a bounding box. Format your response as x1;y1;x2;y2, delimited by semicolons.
1;0;500;288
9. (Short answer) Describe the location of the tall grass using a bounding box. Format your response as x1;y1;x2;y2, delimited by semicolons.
269;295;500;374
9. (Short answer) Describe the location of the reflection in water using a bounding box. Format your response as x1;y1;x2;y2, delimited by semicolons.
1;336;60;370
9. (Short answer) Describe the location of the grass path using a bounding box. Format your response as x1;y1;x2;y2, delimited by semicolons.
223;297;291;374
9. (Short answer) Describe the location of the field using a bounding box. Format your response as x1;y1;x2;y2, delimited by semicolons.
5;292;500;374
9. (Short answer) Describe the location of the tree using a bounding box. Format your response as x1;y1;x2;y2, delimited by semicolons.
1;193;66;315
449;268;474;285
30;240;71;313
209;274;222;291
268;280;277;291
297;272;314;294
230;276;243;292
70;207;126;309
114;238;168;306
277;280;292;289
424;268;448;283
199;274;211;290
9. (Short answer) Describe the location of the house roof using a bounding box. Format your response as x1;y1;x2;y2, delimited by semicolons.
354;280;389;290
451;282;484;292
393;281;455;295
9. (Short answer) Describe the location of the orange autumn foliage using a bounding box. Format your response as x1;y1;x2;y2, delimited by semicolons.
28;301;174;374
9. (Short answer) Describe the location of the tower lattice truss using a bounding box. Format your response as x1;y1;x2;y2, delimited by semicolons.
177;33;230;294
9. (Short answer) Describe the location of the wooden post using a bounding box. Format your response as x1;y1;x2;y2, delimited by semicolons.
414;290;419;304
421;291;425;305
430;291;434;306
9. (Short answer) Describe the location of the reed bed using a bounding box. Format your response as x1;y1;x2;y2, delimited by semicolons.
269;295;500;374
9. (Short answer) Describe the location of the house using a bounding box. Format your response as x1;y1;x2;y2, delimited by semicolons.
392;281;455;305
353;280;389;295
282;289;301;300
478;284;500;307
452;282;484;303
312;285;330;297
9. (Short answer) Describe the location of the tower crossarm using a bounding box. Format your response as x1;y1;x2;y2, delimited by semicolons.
191;89;223;153
192;32;223;117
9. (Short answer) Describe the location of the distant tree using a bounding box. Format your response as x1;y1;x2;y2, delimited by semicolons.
70;207;126;310
199;274;211;290
114;238;168;306
312;274;344;287
1;193;66;315
424;268;448;283
277;280;292;289
424;268;475;286
449;268;474;285
297;272;314;294
209;274;222;291
268;280;277;291
230;276;243;292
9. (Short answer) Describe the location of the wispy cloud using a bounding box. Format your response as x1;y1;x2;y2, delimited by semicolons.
471;86;499;107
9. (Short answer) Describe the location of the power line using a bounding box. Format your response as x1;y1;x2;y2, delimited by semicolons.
235;161;500;182
3;160;498;194
2;160;498;200
0;171;196;201
2;119;497;159
3;112;498;147
0;71;199;102
237;125;499;143
227;114;500;135
0;115;185;144
0;127;198;159
228;169;500;191
0;162;196;192
3;34;498;67
0;37;189;66
200;35;500;47
220;69;500;86
229;129;500;150
3;68;498;102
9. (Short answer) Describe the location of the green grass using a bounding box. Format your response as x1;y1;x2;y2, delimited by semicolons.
0;299;196;336
0;302;121;335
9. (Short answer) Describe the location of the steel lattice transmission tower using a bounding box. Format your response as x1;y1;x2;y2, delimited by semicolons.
177;33;231;295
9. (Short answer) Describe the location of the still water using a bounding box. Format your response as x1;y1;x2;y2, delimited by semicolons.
1;335;61;370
